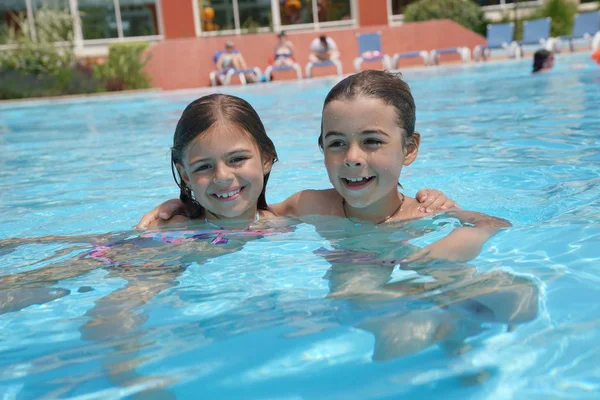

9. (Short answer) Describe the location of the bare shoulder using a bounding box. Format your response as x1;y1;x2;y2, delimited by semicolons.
147;214;192;229
396;196;423;220
270;189;341;217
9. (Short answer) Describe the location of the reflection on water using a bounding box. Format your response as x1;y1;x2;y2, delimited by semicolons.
0;52;598;399
0;214;542;398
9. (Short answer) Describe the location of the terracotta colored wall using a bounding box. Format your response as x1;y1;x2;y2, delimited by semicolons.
162;0;196;39
357;0;388;27
145;19;486;90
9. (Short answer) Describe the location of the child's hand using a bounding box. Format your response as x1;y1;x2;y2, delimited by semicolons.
400;226;496;264
137;199;186;229
415;189;460;213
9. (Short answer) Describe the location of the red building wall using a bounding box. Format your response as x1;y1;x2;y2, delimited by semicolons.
160;0;392;40
357;0;388;26
145;19;486;90
161;0;196;39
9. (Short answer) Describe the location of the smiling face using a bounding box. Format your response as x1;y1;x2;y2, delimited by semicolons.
176;121;272;221
321;96;419;211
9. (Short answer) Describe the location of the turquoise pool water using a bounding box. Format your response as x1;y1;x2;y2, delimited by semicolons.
1;52;599;399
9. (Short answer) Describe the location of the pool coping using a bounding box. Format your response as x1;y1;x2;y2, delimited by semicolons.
0;49;594;105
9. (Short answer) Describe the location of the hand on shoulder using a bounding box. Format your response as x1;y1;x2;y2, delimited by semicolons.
270;189;341;218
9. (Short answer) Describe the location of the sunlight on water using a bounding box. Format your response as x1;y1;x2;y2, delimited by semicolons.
1;52;599;399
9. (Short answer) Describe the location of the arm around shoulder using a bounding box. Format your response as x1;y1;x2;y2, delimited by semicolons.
270;189;339;218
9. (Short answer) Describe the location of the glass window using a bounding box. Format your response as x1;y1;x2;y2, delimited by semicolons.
390;0;417;16
475;0;502;5
32;0;72;42
317;0;351;22
119;0;159;37
238;0;271;31
200;0;235;32
79;0;119;40
280;0;314;26
1;0;27;44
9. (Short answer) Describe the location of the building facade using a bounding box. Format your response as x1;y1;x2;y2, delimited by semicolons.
1;0;596;55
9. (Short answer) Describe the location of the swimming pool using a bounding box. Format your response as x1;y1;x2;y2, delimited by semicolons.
1;51;599;399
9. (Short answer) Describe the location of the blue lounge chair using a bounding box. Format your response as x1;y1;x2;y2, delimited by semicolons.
473;22;516;61
353;32;391;72
516;17;552;58
391;50;429;68
264;63;302;82
428;47;471;65
209;50;262;86
561;11;600;52
305;60;343;78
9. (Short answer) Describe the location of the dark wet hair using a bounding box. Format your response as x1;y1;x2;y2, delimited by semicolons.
319;35;328;48
532;49;552;73
171;94;278;219
318;70;416;149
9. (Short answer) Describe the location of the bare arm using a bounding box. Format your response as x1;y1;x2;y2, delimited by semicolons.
0;232;115;247
136;189;458;227
137;199;188;229
403;210;511;263
216;54;224;70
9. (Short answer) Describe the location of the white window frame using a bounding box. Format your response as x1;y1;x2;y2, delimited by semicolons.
195;0;358;37
75;1;164;43
479;0;544;12
1;0;165;56
387;0;545;25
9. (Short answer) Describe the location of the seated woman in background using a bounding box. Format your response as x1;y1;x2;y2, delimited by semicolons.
215;41;258;84
532;49;555;74
273;31;296;67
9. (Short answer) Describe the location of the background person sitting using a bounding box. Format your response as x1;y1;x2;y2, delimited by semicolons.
272;31;296;67
265;31;302;81
532;49;555;74
215;40;258;84
273;31;295;66
309;34;340;63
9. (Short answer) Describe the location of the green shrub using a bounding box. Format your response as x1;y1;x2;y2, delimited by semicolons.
0;5;74;76
0;67;103;100
404;0;488;36
532;0;577;37
0;4;110;100
93;42;152;91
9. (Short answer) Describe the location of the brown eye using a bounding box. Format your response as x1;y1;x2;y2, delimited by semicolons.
364;138;383;147
230;156;249;164
194;164;211;172
327;140;344;148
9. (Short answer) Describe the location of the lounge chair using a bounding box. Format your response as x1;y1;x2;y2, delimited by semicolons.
391;50;429;68
515;17;553;58
473;22;517;61
353;32;391;72
560;11;600;52
209;50;262;86
264;63;302;82
305;60;343;78
428;47;471;65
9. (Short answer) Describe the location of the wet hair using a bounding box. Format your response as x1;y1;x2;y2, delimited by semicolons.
319;35;328;48
318;70;416;149
171;94;278;219
532;49;552;73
